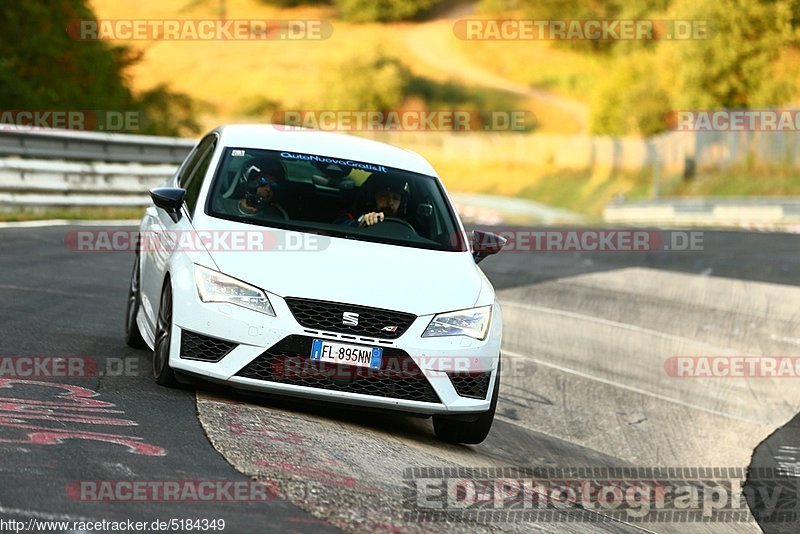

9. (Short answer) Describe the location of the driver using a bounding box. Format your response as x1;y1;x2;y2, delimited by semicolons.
335;175;407;227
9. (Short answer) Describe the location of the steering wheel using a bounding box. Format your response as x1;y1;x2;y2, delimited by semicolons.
378;217;417;232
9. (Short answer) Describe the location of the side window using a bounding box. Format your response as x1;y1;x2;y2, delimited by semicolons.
184;145;215;217
177;135;215;189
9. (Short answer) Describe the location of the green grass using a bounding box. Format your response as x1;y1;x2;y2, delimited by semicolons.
669;168;800;197
514;169;653;218
0;207;145;222
450;28;609;101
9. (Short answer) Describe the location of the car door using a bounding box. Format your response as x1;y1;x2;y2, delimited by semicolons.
140;134;218;333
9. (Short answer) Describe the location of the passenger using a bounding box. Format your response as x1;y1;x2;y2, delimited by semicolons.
224;163;288;219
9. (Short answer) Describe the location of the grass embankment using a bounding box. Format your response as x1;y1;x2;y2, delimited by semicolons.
0;207;145;222
88;0;585;134
79;0;800;223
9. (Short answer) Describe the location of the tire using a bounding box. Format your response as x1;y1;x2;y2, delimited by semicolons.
153;280;179;387
124;254;148;349
433;359;500;445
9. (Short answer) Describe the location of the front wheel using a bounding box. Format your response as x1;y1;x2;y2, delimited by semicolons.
124;254;147;349
433;359;500;444
153;281;179;387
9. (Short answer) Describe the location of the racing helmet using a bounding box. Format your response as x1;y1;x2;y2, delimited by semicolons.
360;174;410;216
243;161;285;207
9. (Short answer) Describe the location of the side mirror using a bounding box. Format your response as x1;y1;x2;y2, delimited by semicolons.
472;230;507;263
150;188;187;223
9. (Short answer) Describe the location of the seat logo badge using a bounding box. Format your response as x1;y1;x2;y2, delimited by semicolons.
381;326;398;333
342;312;359;326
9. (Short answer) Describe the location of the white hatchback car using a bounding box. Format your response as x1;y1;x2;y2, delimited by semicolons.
125;125;506;443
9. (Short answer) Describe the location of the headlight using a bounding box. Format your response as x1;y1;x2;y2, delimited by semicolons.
422;306;492;340
194;265;275;316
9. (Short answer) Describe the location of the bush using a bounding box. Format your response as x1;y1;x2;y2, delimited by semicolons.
335;0;444;22
320;49;411;111
258;0;331;6
589;52;672;136
0;0;202;136
672;0;795;109
136;85;203;136
0;0;136;111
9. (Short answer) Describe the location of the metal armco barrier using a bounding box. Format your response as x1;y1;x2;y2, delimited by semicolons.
0;128;195;164
604;198;800;227
0;128;191;209
1;128;799;227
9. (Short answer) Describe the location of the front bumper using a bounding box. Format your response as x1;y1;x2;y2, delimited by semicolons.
168;271;502;415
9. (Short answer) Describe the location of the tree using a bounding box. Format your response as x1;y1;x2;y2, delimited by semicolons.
321;49;410;111
335;0;442;22
0;0;201;136
590;51;673;135
672;0;794;109
0;0;136;111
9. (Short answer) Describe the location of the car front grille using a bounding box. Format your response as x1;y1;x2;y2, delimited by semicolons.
235;335;441;404
448;371;492;399
179;330;237;362
284;297;416;339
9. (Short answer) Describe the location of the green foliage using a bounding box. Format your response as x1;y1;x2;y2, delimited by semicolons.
258;0;447;21
257;0;331;6
482;0;797;136
313;49;534;130
589;52;672;136
0;0;201;136
479;0;674;53
136;85;203;136
320;50;411;111
672;0;795;109
0;0;136;110
335;0;443;22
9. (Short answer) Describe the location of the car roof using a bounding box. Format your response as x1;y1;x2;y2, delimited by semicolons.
213;124;438;177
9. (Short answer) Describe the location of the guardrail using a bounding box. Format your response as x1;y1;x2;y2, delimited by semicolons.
1;129;799;228
0;129;189;210
0;129;194;164
604;198;800;227
0;158;176;208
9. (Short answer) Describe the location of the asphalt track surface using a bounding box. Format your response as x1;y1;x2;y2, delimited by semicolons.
0;224;799;533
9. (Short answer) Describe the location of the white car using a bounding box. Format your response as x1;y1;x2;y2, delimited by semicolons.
125;124;506;443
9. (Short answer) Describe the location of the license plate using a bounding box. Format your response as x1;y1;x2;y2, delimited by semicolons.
310;339;383;370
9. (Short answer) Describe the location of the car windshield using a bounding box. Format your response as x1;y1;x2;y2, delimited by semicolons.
205;147;467;252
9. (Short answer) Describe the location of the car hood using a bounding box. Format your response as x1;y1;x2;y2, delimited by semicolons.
197;219;481;316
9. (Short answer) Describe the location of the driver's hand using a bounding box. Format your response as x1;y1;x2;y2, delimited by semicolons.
359;212;384;227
